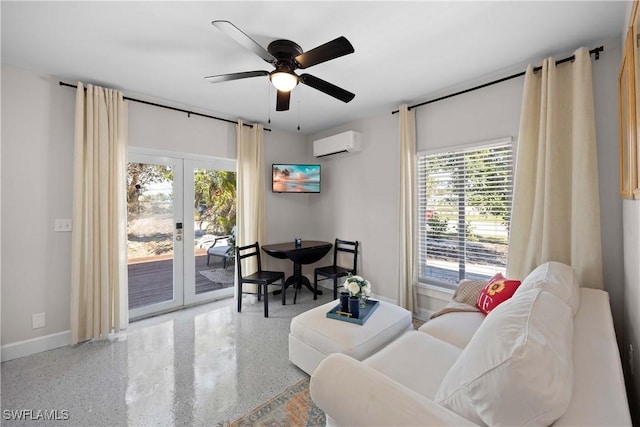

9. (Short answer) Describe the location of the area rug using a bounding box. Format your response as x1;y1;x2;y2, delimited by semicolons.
199;268;234;283
226;377;325;427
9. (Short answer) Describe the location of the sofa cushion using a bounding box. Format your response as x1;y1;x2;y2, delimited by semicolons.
364;331;462;400
453;279;487;306
514;261;580;315
419;311;485;350
435;288;574;426
475;272;521;314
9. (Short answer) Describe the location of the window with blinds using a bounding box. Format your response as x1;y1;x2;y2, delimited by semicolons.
418;139;514;287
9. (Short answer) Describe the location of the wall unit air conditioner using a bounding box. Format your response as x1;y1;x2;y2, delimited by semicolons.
313;131;362;158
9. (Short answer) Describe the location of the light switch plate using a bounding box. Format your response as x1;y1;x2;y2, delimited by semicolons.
54;219;72;232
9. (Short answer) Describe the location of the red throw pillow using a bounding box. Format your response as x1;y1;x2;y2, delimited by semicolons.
476;273;521;314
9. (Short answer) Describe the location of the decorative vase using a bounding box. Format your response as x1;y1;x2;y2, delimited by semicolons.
339;292;350;312
359;294;368;309
349;296;360;319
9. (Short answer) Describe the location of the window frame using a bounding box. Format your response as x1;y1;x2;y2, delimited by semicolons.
416;136;515;289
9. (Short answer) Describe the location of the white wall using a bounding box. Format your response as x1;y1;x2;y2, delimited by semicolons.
263;128;321;275
592;39;626;350
416;75;524;152
128;101;236;159
0;65;309;358
622;2;640;418
624;200;640;418
309;113;399;302
1;67;76;347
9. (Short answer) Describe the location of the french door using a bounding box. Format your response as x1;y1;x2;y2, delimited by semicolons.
127;150;236;319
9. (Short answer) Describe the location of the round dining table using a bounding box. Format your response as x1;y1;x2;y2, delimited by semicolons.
261;240;333;298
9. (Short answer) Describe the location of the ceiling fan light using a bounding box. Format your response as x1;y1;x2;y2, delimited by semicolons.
270;71;298;92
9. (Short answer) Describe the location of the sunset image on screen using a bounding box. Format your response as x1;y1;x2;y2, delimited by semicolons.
272;164;320;193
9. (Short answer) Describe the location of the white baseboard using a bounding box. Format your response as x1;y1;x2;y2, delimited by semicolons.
1;330;70;362
415;307;433;322
370;293;397;305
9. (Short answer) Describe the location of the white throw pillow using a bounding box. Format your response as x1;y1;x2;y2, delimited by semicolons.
435;289;573;426
515;261;580;315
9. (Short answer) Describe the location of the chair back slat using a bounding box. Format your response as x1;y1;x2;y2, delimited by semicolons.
236;242;262;278
333;238;359;274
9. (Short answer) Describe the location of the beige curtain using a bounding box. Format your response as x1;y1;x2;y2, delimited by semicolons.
506;48;603;289
397;104;418;311
70;83;128;345
236;120;266;289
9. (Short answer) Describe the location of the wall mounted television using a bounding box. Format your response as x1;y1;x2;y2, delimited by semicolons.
272;164;321;193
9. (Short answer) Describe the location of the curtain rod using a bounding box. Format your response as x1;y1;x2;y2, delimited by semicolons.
391;46;604;114
59;81;271;132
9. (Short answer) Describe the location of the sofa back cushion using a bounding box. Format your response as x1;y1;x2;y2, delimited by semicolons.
514;261;580;315
435;288;574;426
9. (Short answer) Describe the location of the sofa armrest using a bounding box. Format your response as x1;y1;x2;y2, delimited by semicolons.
310;353;478;427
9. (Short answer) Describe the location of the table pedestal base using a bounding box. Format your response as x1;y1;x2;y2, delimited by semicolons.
273;262;324;299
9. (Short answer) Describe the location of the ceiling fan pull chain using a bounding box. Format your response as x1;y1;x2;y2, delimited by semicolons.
297;100;301;131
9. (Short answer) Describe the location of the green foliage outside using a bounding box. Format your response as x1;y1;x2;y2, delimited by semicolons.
194;168;236;236
422;145;512;245
424;146;512;234
426;212;449;238
463;146;512;227
127;163;236;235
127;163;174;217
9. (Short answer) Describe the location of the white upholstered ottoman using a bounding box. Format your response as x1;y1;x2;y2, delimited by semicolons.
289;299;413;375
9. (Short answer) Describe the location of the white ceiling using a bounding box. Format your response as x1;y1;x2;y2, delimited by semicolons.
1;1;629;135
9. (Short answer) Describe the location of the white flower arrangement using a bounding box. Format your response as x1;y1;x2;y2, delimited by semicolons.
343;274;371;298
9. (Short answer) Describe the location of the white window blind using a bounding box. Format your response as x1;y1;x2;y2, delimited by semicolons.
418;139;514;286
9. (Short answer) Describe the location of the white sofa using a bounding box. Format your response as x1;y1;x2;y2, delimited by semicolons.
310;262;632;426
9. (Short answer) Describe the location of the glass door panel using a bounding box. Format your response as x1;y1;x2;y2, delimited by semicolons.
190;162;236;301
127;154;184;318
127;151;235;316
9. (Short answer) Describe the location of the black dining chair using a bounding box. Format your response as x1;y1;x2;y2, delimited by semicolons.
314;239;359;300
236;242;286;317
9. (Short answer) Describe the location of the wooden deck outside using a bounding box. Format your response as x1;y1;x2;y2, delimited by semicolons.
127;252;234;310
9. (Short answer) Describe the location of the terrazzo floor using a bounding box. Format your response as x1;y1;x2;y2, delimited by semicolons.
1;289;334;426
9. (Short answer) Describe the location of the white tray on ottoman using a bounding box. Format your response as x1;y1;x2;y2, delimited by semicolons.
289;299;413;375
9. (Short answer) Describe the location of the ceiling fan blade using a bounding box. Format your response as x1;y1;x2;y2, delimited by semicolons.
299;74;355;103
205;70;269;83
276;90;291;111
295;36;354;69
212;20;276;63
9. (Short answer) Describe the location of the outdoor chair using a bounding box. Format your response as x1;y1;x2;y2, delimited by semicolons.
236;242;286;317
314;238;359;300
206;226;236;268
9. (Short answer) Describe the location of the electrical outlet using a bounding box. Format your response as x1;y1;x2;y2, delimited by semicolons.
32;312;46;329
630;344;634;376
54;219;72;232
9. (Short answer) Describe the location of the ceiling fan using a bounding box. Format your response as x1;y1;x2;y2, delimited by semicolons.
206;20;355;111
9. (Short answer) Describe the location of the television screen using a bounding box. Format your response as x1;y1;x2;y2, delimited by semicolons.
272;164;321;193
